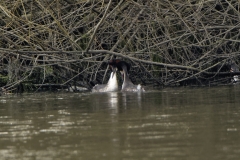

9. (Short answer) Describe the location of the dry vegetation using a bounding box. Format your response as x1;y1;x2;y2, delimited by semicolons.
0;0;240;93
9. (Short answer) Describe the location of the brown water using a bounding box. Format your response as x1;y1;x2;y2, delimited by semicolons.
0;86;240;160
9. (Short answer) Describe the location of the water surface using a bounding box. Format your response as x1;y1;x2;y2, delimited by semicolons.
0;86;240;160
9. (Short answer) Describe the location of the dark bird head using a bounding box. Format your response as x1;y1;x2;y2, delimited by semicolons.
108;59;131;80
230;63;239;73
108;59;130;73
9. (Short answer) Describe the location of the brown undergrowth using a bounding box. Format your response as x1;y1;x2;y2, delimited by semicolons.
0;0;240;93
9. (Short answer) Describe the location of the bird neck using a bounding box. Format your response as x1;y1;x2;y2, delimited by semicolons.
107;72;118;91
122;65;133;86
108;72;117;85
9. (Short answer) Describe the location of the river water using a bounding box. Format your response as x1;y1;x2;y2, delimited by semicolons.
0;85;240;160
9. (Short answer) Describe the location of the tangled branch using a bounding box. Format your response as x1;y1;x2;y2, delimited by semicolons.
0;0;240;93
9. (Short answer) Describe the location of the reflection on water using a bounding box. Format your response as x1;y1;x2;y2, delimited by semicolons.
0;86;240;159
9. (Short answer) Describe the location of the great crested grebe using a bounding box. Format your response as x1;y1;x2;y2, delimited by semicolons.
108;59;145;92
92;67;118;92
230;62;239;83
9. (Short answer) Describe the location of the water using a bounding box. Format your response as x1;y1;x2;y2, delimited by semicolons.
0;86;240;160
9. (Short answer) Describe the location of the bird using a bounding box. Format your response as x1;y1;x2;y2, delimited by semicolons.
108;59;145;92
108;59;130;80
230;62;239;83
92;67;118;92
